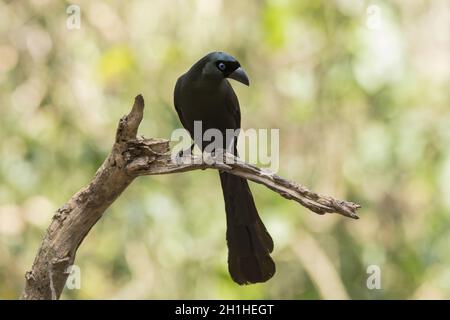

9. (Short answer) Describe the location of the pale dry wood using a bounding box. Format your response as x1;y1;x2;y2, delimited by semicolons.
21;95;360;300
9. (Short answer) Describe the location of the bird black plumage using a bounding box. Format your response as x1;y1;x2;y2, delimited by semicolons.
173;52;275;284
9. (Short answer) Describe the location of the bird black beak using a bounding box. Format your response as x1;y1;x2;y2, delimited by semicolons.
228;67;250;86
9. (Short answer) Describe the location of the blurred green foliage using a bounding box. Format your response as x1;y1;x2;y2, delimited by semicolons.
0;0;449;299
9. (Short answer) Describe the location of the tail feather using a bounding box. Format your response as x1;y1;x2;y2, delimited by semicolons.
219;172;275;285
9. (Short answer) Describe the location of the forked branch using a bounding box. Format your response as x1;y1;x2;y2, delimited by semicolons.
21;95;360;300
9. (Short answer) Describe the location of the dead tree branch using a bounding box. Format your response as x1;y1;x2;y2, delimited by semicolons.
21;95;360;300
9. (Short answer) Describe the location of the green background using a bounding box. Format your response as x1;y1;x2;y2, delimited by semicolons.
0;0;449;299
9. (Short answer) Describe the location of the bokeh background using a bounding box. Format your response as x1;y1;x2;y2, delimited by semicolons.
1;0;449;299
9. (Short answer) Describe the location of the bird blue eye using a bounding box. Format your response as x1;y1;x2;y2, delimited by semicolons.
218;62;226;71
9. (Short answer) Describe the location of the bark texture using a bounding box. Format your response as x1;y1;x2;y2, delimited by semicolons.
21;95;360;300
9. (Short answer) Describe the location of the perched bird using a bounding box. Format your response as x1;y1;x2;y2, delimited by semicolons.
173;52;275;284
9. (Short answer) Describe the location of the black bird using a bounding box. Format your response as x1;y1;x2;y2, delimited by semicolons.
173;52;275;284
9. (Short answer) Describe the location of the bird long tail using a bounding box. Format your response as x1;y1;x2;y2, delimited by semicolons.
219;171;275;284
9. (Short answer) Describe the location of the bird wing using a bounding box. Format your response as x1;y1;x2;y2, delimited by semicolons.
173;75;187;129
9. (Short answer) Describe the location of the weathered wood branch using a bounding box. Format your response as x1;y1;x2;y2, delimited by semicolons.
21;95;360;300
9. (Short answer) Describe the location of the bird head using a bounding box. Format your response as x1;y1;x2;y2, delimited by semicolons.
192;51;250;86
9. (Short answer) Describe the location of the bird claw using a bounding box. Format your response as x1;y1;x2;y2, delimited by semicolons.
174;145;194;164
